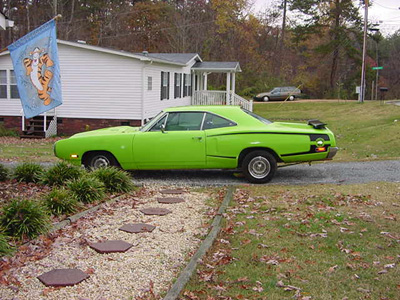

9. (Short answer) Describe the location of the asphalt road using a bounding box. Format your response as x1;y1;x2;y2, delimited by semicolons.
129;160;400;186
2;160;399;186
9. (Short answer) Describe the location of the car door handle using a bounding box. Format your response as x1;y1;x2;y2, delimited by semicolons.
192;136;203;140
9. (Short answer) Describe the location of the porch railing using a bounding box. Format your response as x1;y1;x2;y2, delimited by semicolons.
232;93;253;111
192;90;227;105
192;90;253;111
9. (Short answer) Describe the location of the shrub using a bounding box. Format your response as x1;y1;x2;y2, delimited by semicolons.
90;167;134;193
13;163;44;183
0;232;14;256
41;161;84;186
0;164;9;181
67;177;105;204
0;199;50;239
44;188;80;216
0;125;18;137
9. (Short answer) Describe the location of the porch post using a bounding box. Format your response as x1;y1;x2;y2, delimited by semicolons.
232;72;236;102
204;73;208;90
226;72;231;105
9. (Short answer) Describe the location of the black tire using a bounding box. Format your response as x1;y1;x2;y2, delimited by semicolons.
263;96;270;102
85;152;119;170
289;95;295;101
242;151;277;183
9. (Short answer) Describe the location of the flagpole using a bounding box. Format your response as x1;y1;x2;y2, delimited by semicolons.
0;14;62;53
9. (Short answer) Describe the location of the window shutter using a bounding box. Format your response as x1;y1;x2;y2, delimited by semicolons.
161;71;164;100
167;72;170;99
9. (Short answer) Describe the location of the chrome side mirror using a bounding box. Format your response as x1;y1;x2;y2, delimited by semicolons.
160;124;166;133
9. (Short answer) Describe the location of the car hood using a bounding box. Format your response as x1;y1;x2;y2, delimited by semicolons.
71;126;140;138
256;92;271;97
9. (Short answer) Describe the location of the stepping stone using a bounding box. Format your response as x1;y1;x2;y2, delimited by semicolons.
140;207;172;216
119;223;156;233
38;269;89;287
89;240;133;254
157;197;185;204
160;189;185;195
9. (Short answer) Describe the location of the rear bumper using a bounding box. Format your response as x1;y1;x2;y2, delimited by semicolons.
326;147;339;159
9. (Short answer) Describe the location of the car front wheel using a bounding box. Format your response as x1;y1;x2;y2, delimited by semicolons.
242;151;277;183
85;152;119;169
263;96;269;102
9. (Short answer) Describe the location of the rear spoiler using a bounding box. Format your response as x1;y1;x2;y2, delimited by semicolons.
308;119;327;129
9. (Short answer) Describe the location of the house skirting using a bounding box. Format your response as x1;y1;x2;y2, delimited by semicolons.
0;116;141;136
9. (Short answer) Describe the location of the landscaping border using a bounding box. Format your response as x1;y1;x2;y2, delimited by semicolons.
50;195;125;232
163;186;234;300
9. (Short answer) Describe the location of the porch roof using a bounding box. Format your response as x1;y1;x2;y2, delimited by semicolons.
191;61;241;72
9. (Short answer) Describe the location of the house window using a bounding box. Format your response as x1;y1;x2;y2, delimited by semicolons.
174;73;182;98
161;71;170;100
0;70;20;99
183;74;192;97
0;70;7;98
148;76;152;91
10;70;19;99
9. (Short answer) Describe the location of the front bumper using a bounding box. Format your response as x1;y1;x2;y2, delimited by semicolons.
326;147;339;159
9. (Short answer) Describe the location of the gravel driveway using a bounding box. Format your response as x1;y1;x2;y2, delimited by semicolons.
130;160;400;186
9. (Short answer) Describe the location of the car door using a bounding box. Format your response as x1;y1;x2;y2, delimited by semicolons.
133;112;206;169
270;88;281;100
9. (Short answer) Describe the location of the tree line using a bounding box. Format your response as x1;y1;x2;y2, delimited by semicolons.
1;0;399;99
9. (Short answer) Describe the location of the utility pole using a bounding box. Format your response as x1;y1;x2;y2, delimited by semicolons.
359;0;368;103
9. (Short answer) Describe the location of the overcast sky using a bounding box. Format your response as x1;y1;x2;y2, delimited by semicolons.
251;0;400;35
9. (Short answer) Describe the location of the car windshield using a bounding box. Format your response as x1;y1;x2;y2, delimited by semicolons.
271;88;279;93
140;111;164;132
242;109;272;125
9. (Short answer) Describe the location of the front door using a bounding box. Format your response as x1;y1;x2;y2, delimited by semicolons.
133;112;206;169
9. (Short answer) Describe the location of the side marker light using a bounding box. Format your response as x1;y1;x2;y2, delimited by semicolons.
316;147;326;152
70;154;79;159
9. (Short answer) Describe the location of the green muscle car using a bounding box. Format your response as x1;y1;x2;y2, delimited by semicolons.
54;106;338;183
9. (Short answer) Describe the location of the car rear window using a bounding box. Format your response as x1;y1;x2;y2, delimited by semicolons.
242;109;272;125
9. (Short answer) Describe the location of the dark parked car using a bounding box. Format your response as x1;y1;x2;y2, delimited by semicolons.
254;86;302;102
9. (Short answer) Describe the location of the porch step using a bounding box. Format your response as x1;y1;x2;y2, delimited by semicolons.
20;115;54;139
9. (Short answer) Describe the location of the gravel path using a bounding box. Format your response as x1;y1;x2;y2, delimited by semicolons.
0;186;212;299
129;160;400;186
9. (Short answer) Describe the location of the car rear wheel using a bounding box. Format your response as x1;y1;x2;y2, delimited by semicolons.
242;151;277;183
289;95;295;101
85;152;119;170
263;96;270;102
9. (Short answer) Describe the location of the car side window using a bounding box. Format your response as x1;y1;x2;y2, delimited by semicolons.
149;114;167;131
203;113;236;130
165;112;204;131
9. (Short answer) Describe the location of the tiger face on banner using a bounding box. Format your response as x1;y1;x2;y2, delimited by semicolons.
8;19;62;119
23;47;54;106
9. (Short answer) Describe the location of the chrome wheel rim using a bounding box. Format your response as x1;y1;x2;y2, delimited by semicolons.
248;156;271;179
92;156;110;168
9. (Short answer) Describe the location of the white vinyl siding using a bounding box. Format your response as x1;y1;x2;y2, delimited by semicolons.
57;44;142;119
0;42;198;121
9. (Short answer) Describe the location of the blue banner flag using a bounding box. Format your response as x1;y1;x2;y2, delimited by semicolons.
8;19;62;119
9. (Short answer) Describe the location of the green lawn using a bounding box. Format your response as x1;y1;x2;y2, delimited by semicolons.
183;183;400;299
254;101;400;161
0;137;59;163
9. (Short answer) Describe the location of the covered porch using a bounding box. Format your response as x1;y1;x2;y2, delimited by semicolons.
191;61;253;111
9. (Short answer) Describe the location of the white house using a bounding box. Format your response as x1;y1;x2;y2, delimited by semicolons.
0;40;251;137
